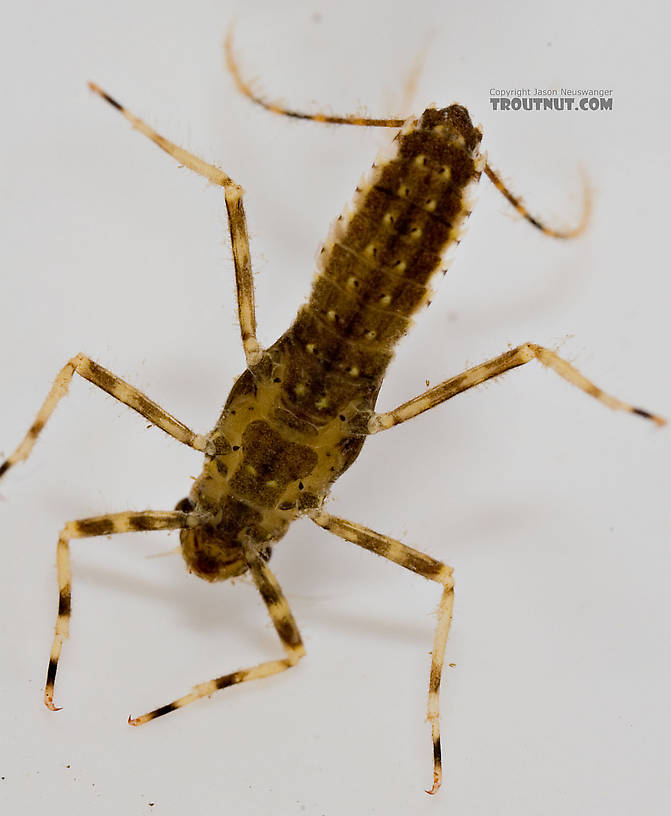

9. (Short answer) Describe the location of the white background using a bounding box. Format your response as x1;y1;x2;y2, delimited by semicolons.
1;1;669;814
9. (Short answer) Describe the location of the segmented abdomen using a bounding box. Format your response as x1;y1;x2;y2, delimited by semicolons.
272;105;484;423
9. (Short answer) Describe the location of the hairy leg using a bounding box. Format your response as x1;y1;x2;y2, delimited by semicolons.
0;353;208;480
369;342;666;433
128;542;305;725
309;509;454;794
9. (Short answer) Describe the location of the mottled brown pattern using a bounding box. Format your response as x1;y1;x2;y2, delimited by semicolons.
83;359;117;394
173;109;483;588
75;517;116;537
253;567;282;609
283;107;480;410
429;664;442;694
179;496;263;582
4;64;658;795
28;419;45;437
402;551;445;578
229;420;318;505
215;672;243;690
57;588;71;618
275;616;303;649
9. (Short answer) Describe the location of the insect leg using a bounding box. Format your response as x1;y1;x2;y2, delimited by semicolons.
88;83;261;367
45;509;199;711
369;343;666;433
0;353;208;481
128;544;305;726
308;509;454;795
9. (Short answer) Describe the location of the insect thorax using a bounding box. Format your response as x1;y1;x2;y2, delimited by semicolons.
179;105;483;582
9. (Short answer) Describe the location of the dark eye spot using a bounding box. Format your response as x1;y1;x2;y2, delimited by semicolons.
232;445;240;451
298;481;304;491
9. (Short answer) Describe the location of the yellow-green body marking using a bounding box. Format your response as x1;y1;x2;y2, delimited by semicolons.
0;46;664;796
179;105;484;585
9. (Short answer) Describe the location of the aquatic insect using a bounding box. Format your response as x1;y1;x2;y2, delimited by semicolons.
0;37;664;794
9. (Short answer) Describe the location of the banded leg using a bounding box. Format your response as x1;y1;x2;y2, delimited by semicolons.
46;509;200;711
368;342;667;433
0;353;208;481
308;509;454;795
128;542;305;726
88;82;261;366
225;32;587;239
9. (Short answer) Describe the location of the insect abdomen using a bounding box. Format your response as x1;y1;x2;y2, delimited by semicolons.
304;107;482;367
269;106;483;425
